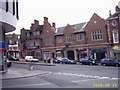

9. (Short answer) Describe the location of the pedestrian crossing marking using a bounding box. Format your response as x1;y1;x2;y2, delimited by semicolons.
54;72;119;80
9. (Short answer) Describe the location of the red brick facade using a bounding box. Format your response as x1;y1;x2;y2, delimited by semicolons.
20;5;120;61
106;6;120;60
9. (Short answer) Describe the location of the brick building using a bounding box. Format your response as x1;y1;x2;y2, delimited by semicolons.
20;14;108;62
20;5;119;61
55;13;109;62
106;5;120;60
5;33;20;58
41;17;56;60
20;20;43;60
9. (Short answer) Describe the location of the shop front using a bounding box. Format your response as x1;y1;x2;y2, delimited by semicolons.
0;29;7;73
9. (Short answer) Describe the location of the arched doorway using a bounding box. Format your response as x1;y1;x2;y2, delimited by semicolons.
67;50;74;60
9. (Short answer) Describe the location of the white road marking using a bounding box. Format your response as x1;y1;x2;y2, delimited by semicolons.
4;83;51;88
111;78;119;80
54;72;119;80
93;76;102;79
100;77;110;79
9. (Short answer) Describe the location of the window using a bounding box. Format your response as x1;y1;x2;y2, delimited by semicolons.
26;33;30;37
45;37;52;46
77;33;84;41
113;30;119;43
111;20;117;26
66;34;73;43
34;40;40;46
91;29;102;41
6;0;8;12
26;32;31;37
56;36;63;44
16;0;19;19
13;0;15;15
33;31;40;36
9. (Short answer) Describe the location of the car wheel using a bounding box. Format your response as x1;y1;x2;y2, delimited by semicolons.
90;63;92;66
115;64;119;67
103;64;106;66
26;60;28;62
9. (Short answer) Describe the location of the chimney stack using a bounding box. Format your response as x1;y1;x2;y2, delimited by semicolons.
34;20;39;25
30;23;34;29
115;5;120;12
44;17;48;22
52;22;56;27
109;10;111;17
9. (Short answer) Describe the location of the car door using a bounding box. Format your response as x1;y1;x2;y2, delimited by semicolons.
109;60;115;66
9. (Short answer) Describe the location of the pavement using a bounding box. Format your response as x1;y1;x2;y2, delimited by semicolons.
0;67;51;80
0;59;56;80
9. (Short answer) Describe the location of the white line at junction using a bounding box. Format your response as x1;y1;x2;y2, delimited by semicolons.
54;72;119;80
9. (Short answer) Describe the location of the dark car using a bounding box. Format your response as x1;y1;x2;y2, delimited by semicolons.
60;58;76;64
79;58;98;65
100;59;120;67
8;56;19;61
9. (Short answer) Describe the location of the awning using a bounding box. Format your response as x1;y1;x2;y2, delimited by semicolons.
112;45;120;51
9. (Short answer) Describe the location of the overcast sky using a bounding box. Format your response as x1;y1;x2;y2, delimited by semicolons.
11;0;120;34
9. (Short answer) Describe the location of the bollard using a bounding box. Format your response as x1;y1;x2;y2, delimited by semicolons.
50;59;53;65
29;64;33;70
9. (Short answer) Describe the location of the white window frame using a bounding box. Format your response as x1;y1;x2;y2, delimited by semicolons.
91;29;102;41
77;33;84;41
112;30;119;43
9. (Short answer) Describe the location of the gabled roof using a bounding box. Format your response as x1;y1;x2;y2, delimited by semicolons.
56;22;87;35
106;12;119;20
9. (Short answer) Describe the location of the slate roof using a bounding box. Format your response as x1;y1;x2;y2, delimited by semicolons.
56;22;87;35
56;26;65;35
72;22;87;33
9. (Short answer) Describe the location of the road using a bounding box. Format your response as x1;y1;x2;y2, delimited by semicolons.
2;63;120;89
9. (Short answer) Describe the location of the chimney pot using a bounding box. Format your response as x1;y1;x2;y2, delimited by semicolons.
109;10;111;17
52;22;56;27
34;20;39;25
44;17;48;21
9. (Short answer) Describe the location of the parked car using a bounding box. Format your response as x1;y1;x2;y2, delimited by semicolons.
60;58;76;64
100;59;120;67
55;57;62;63
25;56;38;62
44;58;52;63
8;56;19;61
79;58;98;65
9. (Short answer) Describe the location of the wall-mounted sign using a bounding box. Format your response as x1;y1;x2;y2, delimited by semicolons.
0;41;7;50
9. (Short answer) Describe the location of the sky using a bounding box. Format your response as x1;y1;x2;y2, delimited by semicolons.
10;0;120;34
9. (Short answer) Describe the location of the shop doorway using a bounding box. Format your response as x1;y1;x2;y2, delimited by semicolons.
67;50;74;60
